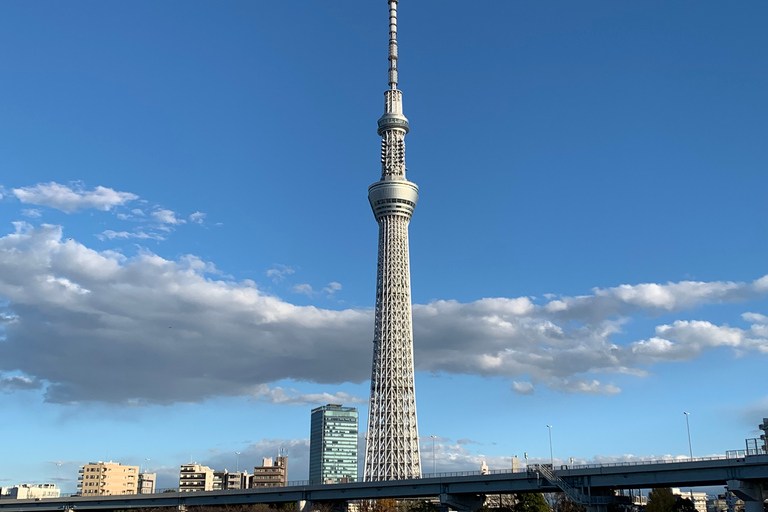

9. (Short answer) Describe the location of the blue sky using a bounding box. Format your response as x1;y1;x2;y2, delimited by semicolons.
0;0;766;495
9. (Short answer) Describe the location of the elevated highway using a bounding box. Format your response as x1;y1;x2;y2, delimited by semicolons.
1;455;766;512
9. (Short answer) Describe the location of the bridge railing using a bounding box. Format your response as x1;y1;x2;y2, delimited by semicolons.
569;455;729;469
60;454;762;499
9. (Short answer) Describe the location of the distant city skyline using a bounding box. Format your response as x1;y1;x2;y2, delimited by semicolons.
0;0;766;495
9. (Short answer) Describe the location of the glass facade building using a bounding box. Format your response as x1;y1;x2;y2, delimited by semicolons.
309;404;358;484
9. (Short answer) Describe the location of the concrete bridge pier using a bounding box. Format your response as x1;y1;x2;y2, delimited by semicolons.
297;500;311;512
727;479;767;512
439;492;485;512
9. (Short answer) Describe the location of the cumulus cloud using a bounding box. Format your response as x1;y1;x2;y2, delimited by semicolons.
0;223;766;404
189;211;206;224
21;208;42;218
13;182;138;213
151;209;185;225
511;381;534;395
323;282;342;295
292;284;314;296
743;312;768;324
0;224;371;403
266;264;295;282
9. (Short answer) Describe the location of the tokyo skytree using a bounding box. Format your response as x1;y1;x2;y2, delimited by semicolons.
363;0;422;482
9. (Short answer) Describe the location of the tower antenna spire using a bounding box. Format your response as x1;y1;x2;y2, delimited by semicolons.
387;0;399;89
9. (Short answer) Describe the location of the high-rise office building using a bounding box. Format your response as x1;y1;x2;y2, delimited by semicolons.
363;0;422;481
309;404;358;484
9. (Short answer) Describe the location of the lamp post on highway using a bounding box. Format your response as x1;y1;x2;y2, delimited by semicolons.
235;452;241;473
430;435;437;475
684;412;693;460
547;425;554;467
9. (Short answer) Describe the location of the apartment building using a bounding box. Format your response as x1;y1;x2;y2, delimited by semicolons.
213;471;249;490
0;484;60;500
77;462;139;496
178;463;214;492
251;457;287;488
138;473;156;494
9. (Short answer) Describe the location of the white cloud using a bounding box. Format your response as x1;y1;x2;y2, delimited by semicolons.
292;283;314;296
13;182;138;213
96;230;166;241
323;282;342;295
0;223;766;404
151;209;186;225
247;384;366;406
628;320;768;362
131;209;145;216
189;211;206;224
21;208;42;218
511;381;534;395
743;312;768;324
266;264;295;282
548;377;621;396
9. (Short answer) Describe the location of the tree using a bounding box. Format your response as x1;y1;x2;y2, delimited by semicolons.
546;493;585;512
513;493;551;512
397;500;440;512
646;488;676;512
357;499;398;512
672;498;696;512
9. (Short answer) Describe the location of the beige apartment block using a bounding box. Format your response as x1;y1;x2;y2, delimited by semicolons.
77;462;139;496
251;456;287;488
179;463;214;492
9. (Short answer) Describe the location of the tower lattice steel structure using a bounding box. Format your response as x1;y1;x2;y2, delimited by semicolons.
363;0;422;482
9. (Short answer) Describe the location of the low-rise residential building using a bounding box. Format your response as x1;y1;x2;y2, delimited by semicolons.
138;473;156;494
212;470;249;491
77;462;139;496
0;484;60;500
251;457;287;488
179;463;214;492
672;488;708;512
708;493;744;512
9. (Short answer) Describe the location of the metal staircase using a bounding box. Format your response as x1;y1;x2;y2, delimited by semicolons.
529;464;612;506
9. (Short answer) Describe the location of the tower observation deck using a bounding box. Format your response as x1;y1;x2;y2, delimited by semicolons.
363;0;422;482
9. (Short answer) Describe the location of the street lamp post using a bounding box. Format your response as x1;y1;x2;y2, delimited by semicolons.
235;452;241;473
430;436;437;475
546;425;554;467
684;412;693;460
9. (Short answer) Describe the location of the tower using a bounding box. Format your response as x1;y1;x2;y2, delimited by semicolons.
309;404;359;484
363;0;422;482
